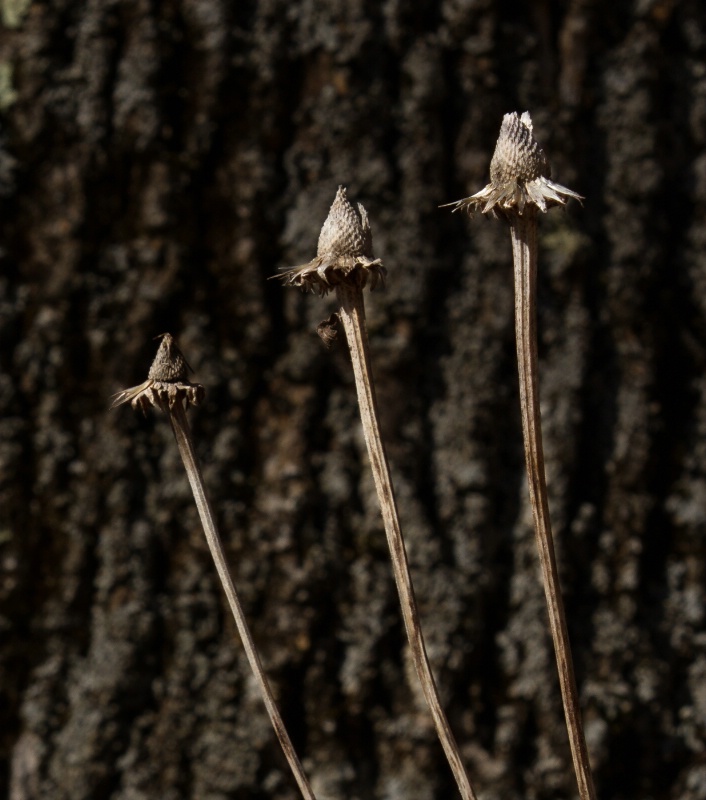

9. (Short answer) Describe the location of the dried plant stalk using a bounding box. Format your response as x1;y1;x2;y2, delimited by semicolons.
278;187;478;800
512;211;595;800
112;334;317;800
445;113;595;800
337;282;476;800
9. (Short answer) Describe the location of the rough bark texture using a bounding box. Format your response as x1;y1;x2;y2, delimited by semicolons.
1;2;705;799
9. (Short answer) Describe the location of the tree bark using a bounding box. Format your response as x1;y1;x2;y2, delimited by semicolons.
1;2;705;799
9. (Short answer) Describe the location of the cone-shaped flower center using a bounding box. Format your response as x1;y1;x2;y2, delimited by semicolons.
490;111;551;186
148;333;190;382
317;186;374;259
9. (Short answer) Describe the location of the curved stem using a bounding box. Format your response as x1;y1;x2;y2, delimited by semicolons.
169;402;317;800
336;282;478;800
510;210;596;800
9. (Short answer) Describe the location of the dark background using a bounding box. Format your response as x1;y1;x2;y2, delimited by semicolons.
1;1;705;798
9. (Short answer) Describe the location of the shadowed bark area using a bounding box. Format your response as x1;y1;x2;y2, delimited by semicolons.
1;1;705;799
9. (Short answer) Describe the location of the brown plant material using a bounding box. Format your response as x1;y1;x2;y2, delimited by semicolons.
277;187;479;800
112;334;317;800
444;112;595;800
278;186;386;295
110;333;204;413
443;111;583;218
316;312;340;348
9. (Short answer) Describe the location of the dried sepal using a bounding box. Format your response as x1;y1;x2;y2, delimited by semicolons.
111;333;205;415
276;186;386;296
443;111;583;218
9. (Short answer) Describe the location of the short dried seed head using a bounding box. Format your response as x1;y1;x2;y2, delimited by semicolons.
443;111;582;218
148;332;191;382
276;186;385;296
111;333;204;414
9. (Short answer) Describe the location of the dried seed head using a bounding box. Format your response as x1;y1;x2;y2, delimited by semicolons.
148;333;191;382
490;111;550;187
276;186;386;296
443;111;582;218
317;186;374;260
111;333;204;414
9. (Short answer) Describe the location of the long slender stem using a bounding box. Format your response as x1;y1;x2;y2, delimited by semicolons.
336;282;478;800
510;210;596;800
169;401;317;800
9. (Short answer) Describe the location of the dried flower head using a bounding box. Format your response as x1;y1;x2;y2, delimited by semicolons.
444;111;582;217
111;333;204;414
277;186;386;295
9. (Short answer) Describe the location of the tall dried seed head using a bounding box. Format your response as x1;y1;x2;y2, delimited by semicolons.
490;111;550;186
442;111;582;217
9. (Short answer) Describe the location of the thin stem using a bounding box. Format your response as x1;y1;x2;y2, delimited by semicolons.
169;401;317;800
335;282;478;800
510;210;596;800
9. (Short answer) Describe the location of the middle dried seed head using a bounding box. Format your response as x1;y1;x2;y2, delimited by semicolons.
277;186;385;295
317;186;374;260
